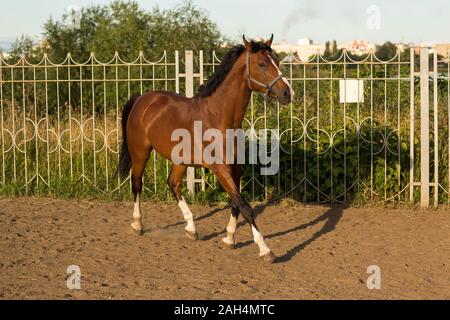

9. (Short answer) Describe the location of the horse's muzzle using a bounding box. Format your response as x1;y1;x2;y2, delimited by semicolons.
275;87;294;105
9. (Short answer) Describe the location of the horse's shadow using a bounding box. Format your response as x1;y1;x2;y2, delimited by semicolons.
232;202;344;263
159;200;344;264
262;204;344;263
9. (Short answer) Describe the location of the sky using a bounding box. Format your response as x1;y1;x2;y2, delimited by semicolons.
0;0;449;45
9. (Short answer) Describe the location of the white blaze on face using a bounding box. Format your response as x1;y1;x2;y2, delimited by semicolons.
178;197;196;232
268;55;294;100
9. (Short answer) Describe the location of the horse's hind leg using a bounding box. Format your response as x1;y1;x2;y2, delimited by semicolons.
130;147;152;235
167;164;198;240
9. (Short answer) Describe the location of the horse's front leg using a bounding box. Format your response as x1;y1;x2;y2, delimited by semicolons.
211;164;275;263
221;164;242;249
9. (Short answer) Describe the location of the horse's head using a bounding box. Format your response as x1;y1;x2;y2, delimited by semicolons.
243;34;294;105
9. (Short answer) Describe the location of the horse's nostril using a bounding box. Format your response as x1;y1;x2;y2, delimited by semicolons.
284;89;289;97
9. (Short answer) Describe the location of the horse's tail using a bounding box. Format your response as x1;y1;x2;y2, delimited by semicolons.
118;95;140;180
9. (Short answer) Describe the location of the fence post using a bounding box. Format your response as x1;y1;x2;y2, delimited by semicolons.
0;54;3;187
409;49;415;203
184;51;196;195
420;47;430;208
433;50;439;208
179;51;206;195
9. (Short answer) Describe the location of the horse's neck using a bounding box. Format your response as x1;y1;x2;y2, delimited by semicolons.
203;61;251;128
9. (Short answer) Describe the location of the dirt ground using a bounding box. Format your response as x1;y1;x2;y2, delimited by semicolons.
0;196;449;300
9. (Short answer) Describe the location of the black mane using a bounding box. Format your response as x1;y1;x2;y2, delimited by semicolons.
196;41;273;98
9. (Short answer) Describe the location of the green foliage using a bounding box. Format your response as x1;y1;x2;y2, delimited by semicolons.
7;35;44;63
1;0;224;117
9;0;224;63
149;0;224;57
375;41;398;61
324;41;331;58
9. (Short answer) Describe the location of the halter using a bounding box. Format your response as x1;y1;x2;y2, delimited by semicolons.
245;50;284;97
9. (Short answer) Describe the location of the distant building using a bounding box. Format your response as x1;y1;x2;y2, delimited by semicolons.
0;52;10;59
272;38;325;61
273;38;377;61
272;38;423;61
412;43;450;60
340;40;376;56
435;43;450;59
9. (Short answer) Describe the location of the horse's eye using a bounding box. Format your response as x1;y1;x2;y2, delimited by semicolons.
259;63;267;68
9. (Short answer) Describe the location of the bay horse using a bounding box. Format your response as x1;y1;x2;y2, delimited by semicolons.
118;35;294;263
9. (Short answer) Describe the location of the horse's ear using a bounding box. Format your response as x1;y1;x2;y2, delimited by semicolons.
265;34;274;47
243;35;251;48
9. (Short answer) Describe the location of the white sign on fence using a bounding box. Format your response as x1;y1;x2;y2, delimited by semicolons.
339;79;364;103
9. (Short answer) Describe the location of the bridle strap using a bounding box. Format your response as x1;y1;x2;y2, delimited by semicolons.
246;50;284;96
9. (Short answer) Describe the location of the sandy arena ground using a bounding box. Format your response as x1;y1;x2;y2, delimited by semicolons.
0;197;449;299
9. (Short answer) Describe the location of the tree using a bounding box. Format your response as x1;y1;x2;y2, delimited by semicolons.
149;0;224;57
2;0;226;114
39;0;224;63
43;1;151;62
323;41;331;58
7;35;43;63
331;40;338;56
375;42;398;61
319;39;343;61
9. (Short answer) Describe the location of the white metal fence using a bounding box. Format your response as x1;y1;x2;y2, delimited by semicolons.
0;48;449;207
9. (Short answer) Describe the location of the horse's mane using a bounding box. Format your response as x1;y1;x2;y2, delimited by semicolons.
196;41;272;98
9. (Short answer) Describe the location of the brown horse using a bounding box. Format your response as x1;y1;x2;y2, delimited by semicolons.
118;35;293;262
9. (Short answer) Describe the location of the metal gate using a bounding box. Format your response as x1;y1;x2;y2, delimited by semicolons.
187;47;450;208
0;47;449;207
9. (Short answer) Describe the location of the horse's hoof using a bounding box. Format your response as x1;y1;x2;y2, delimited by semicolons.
260;251;276;263
131;223;143;236
185;230;199;241
132;228;143;236
221;238;236;250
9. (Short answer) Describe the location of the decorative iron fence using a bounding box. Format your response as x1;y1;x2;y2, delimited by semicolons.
0;48;449;207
